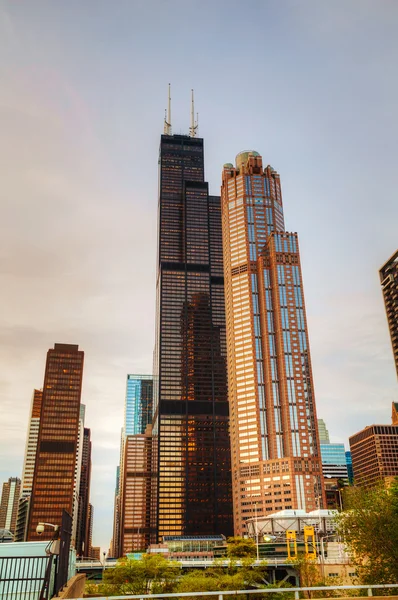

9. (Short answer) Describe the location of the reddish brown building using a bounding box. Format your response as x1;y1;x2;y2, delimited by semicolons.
221;152;324;535
27;343;84;541
349;406;398;487
120;426;152;554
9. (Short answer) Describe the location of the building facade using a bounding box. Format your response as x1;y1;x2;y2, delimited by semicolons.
15;389;43;541
349;422;398;486
379;250;398;378
221;152;324;535
320;444;348;480
152;133;233;539
27;343;84;541
76;427;92;556
125;375;153;435
345;451;354;484
318;419;330;444
119;426;152;554
0;477;21;534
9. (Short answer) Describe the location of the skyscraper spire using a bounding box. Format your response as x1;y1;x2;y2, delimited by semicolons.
189;89;198;138
163;83;172;135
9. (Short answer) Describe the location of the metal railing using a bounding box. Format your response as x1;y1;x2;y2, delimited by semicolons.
0;554;55;600
78;583;398;600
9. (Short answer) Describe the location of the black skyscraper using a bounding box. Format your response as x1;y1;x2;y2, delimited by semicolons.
152;133;233;540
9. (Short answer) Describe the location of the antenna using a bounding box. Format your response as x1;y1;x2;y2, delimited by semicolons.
164;83;172;135
189;89;198;137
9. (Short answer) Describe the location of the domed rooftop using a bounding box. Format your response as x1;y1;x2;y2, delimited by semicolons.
235;150;260;169
223;163;234;169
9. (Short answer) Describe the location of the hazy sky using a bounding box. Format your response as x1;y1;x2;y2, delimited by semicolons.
1;0;398;551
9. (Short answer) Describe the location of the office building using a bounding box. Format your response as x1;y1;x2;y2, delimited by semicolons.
15;389;43;541
320;444;348;479
318;419;330;444
345;451;354;484
76;427;92;556
87;503;93;558
27;343;84;541
379;250;398;378
221;152;324;535
110;466;120;558
120;425;152;554
152;109;233;539
349;409;398;487
0;477;21;534
125;375;153;435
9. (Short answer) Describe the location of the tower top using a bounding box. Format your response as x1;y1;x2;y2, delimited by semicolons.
164;83;172;135
189;89;198;138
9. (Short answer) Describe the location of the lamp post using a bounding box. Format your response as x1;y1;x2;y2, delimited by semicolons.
254;503;259;562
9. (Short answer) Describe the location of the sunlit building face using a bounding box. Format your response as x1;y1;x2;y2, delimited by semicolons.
221;152;324;535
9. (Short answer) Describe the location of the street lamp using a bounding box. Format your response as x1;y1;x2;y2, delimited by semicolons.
253;503;259;562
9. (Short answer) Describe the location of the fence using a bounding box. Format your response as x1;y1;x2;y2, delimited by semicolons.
0;554;56;600
78;583;398;600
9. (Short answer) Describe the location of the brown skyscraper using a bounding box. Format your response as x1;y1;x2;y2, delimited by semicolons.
379;250;398;378
221;152;324;535
27;343;84;541
119;426;152;554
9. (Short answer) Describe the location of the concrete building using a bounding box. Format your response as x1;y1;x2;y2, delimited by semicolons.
221;152;324;535
379;249;398;378
15;389;43;541
0;478;21;534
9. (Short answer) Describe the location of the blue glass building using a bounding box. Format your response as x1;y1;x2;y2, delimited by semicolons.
345;451;354;484
124;375;153;435
320;443;348;479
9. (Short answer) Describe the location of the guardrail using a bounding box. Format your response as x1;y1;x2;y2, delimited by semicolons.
78;583;398;600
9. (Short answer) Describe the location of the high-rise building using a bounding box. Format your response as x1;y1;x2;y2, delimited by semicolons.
120;425;152;554
379;250;398;378
110;466;120;558
0;477;21;534
221;152;324;535
345;451;354;484
152;125;233;539
318;419;330;444
320;444;348;479
21;390;43;498
317;420;348;480
27;343;84;541
76;427;92;556
125;375;153;435
15;389;43;541
349;406;398;487
87;503;93;558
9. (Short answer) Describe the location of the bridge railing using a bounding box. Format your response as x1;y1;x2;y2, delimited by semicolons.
77;583;398;600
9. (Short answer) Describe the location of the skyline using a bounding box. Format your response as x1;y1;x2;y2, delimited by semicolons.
1;0;398;550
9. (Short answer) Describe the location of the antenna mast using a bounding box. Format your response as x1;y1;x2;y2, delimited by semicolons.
189;89;198;137
164;83;172;135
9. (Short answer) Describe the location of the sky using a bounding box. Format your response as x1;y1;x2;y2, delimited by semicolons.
1;0;398;551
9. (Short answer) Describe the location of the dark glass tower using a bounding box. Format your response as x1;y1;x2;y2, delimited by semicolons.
152;133;233;540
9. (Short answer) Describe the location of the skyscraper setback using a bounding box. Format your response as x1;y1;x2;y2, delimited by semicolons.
27;343;84;541
221;152;324;535
152;126;233;539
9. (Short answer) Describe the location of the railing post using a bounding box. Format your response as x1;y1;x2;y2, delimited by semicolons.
367;588;373;596
295;591;300;600
219;594;224;600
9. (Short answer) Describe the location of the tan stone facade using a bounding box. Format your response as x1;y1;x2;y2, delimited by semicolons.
221;152;324;535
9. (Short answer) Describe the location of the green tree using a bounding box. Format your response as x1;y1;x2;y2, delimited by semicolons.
336;479;398;584
227;536;257;558
85;553;180;597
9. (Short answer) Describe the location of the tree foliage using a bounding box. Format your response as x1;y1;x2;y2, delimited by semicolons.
227;536;257;558
85;553;180;597
336;479;398;584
